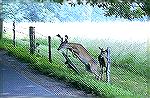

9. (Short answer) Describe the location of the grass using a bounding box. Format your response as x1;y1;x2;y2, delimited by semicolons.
0;34;149;97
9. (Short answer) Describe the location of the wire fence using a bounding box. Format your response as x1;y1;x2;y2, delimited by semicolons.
2;2;148;95
3;22;67;65
2;22;148;80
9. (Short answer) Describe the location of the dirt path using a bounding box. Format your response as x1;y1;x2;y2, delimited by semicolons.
0;50;96;98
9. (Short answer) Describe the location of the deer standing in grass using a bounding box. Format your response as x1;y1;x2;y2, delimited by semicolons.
56;34;100;80
98;47;107;80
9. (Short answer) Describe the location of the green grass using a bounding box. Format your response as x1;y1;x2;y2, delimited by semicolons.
0;35;149;97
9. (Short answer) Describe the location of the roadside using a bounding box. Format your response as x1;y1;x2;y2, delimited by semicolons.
0;50;95;98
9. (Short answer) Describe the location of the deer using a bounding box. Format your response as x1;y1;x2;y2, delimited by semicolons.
56;34;100;80
98;47;108;80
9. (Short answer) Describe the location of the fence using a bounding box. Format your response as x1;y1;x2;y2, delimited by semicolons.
2;22;147;83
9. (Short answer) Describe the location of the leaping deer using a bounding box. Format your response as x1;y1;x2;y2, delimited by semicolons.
56;34;100;80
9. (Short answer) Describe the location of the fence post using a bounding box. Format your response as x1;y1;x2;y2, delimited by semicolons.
29;26;35;54
48;36;52;63
13;21;15;47
106;47;111;83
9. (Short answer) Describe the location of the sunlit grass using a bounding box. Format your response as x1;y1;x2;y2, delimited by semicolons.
0;38;134;97
1;33;149;97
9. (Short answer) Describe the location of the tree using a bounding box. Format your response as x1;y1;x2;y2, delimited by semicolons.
0;1;2;40
100;0;149;20
48;0;150;20
96;0;150;20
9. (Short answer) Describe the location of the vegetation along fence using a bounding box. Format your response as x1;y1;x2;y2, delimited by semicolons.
3;21;111;82
2;22;148;95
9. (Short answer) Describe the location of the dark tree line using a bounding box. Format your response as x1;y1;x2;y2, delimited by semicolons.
0;0;150;40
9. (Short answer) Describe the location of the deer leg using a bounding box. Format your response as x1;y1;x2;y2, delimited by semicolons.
72;52;76;58
66;49;72;57
66;49;68;56
90;64;100;80
94;72;99;80
71;49;79;58
94;71;100;80
104;57;107;73
100;65;103;80
86;64;91;72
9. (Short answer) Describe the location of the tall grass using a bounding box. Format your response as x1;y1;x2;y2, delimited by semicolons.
0;38;134;98
69;37;148;78
1;33;149;97
39;36;147;78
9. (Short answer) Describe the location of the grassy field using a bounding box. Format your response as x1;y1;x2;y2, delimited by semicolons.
1;33;149;97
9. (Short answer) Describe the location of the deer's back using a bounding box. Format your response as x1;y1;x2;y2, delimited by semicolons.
69;43;97;63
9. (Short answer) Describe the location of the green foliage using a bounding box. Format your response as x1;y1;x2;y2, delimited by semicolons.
1;38;134;97
0;40;4;49
35;38;48;46
35;37;60;48
103;0;149;19
14;0;150;20
111;50;148;78
53;0;63;3
141;0;150;16
0;33;2;40
1;35;149;97
132;7;145;18
104;2;144;19
111;67;148;95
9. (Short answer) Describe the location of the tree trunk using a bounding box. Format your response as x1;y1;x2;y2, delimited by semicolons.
0;18;3;40
0;1;3;40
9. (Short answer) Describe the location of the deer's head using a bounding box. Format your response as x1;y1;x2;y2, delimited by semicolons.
56;34;69;51
99;47;107;58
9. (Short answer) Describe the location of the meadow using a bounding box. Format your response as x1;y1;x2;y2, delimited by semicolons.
2;1;150;96
1;30;149;97
1;21;149;97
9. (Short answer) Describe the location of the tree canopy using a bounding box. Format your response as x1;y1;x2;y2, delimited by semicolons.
94;0;150;20
2;0;150;21
35;0;150;20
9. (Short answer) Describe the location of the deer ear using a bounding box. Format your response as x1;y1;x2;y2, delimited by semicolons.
65;35;68;39
56;34;63;42
56;34;60;37
99;47;103;51
64;35;68;43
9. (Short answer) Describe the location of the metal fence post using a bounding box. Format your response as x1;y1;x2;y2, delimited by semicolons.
48;36;52;63
106;47;111;83
13;21;15;47
29;26;35;54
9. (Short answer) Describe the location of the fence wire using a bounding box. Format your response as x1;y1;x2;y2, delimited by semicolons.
2;2;148;96
3;22;147;77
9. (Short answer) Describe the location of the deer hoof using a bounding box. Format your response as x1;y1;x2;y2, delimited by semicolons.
65;61;68;64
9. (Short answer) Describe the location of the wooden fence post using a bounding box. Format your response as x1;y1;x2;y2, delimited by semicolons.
13;21;15;47
29;26;35;54
106;47;111;83
48;36;52;63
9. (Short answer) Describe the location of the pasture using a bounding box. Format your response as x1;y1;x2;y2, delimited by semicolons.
2;21;149;97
